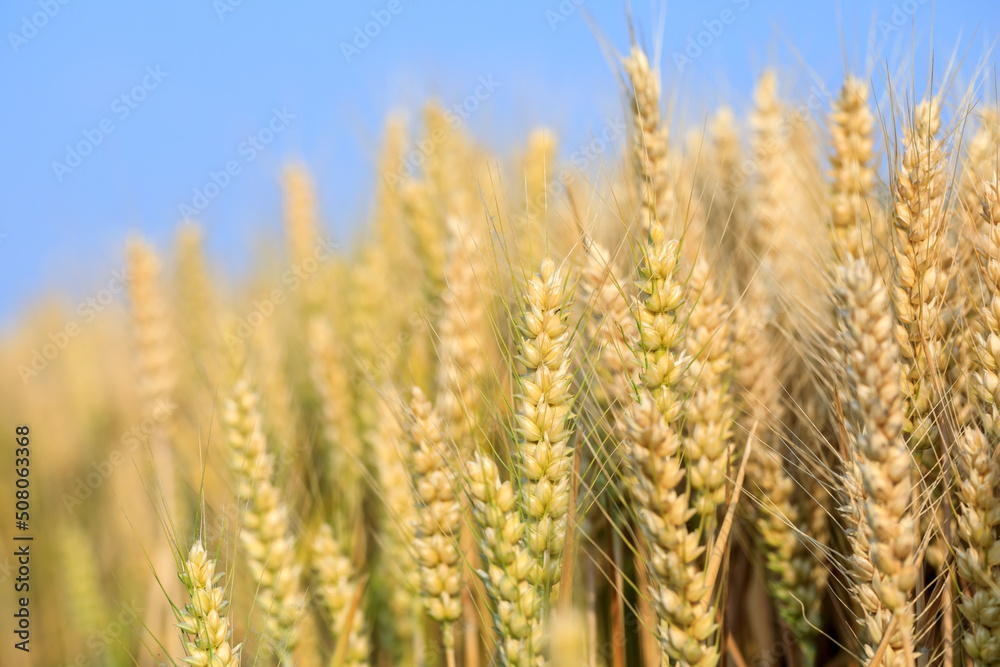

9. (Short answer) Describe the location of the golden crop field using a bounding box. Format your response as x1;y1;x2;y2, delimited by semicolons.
3;6;1000;667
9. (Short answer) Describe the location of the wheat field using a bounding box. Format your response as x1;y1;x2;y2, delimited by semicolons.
4;15;1000;667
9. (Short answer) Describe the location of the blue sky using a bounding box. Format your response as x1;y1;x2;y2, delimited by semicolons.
1;0;998;331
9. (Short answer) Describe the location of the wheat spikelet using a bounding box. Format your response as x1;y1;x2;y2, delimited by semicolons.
402;179;448;300
346;243;393;481
829;77;876;262
467;453;543;667
623;46;672;238
835;260;918;667
520;128;558;263
309;523;370;667
373;114;410;274
632;221;688;419
962;109;1000;220
253;317;300;475
176;541;242;667
407;386;463;648
423;101;468;216
222;377;303;663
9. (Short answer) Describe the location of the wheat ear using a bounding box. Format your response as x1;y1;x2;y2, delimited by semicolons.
127;237;185;658
623;46;672;238
516;257;576;596
891;98;949;452
282;165;319;270
467;453;543;667
222;378;303;663
309;523;370;667
974;180;1000;437
578;234;636;440
829;77;876;262
176;541;242;667
625;392;715;666
683;259;735;526
836;260;918;667
307;316;363;522
952;426;1000;666
372;390;420;650
407;387;463;652
436;215;490;455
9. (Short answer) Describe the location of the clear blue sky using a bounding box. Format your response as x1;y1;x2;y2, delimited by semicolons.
1;0;997;331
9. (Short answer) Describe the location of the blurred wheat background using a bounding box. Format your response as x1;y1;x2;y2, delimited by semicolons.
3;2;1000;667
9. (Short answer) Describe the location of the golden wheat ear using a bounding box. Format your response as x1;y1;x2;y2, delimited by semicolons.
406;386;463;662
176;541;242;667
308;522;371;667
221;377;304;664
835;260;918;666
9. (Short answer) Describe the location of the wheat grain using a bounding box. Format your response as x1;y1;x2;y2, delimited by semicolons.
891;98;950;451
